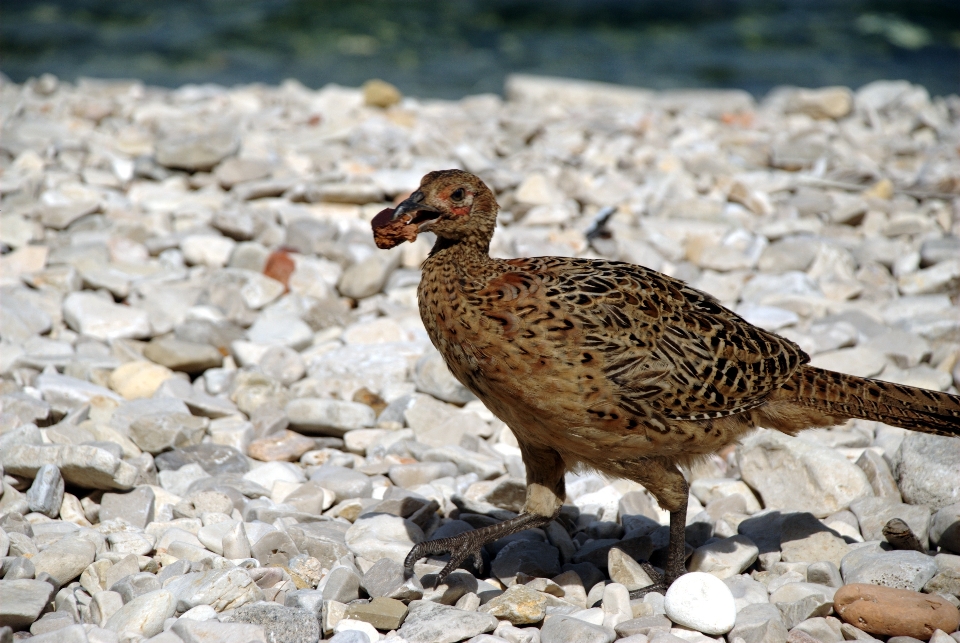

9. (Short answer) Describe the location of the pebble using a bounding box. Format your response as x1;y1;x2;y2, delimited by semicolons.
479;584;549;624
171;618;268;643
343;596;409;630
25;463;65;517
0;579;55;629
663;572;737;635
398;601;499;643
738;431;873;517
833;583;960;639
103;589;176;638
345;514;424;565
688;535;759;579
895;433;960;511
232;602;321;643
165;568;265;612
840;547;939;591
540;615;616;643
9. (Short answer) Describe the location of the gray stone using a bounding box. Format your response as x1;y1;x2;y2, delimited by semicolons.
895;433;960;511
250;530;300;567
779;512;852;568
806;561;843;588
769;582;834;629
165;568;265;612
103;589;176;638
855;449;902;501
389;462;460;488
27;624;88;643
26;463;64;518
0;443;138;490
344;514;424;565
110;572;161;603
35;371;122;414
286;523;351;570
246;314;313;349
320;566;361;603
415;351;476;404
343;596;409;630
540;615;616;643
31;534;97;585
849;497;931;547
361;557;424;601
62;292;150;341
99;486;156;529
158;463;211;497
154;443;249;475
424;446;505;480
310;465;372;502
287;398;377;437
338;251;401;300
729;602;789;643
723;575;769;612
492;539;562;586
398;600;499;643
738;431;873;518
0;579;55;629
840;546;939;590
259;346;306;386
130;412;209;455
29;611;75;636
143;336;223;374
931;503;960;553
3;557;36;580
171;618;268;643
688;535;759;579
155;130;239;172
232;602;320;643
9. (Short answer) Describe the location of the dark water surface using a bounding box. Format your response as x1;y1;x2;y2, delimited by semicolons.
3;0;959;97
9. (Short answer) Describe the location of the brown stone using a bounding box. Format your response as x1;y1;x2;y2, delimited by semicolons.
834;583;960;640
247;430;315;462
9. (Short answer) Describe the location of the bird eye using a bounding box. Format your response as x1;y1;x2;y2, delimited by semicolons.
451;188;465;201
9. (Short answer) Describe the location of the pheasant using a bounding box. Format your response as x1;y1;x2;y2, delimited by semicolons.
372;169;960;596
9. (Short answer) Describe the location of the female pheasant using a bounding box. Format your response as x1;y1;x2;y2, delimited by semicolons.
374;169;960;595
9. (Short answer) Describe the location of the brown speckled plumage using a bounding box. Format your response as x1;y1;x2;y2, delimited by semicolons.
378;169;960;592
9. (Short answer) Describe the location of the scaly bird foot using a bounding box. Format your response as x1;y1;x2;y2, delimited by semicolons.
403;531;487;587
404;511;556;587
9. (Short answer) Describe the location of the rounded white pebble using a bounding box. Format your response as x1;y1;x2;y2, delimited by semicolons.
335;618;380;642
663;571;737;635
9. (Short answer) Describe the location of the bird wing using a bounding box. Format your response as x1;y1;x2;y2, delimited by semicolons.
486;256;809;423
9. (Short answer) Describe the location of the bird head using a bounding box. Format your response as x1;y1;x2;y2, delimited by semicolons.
389;169;498;244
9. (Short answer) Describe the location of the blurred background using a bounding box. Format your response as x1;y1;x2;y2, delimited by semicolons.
3;0;959;97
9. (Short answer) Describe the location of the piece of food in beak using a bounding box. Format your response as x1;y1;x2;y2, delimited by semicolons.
371;207;419;249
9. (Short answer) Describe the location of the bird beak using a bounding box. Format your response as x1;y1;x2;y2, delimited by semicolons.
392;191;441;221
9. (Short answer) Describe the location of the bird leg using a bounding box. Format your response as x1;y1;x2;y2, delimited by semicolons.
405;444;566;586
629;500;689;598
404;509;558;584
622;458;690;598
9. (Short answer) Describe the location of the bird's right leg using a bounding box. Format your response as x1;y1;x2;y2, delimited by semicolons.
621;457;689;598
404;444;566;585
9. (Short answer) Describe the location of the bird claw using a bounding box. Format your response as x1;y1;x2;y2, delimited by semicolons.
404;532;486;587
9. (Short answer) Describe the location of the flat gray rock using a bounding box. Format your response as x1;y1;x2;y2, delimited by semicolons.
0;579;55;629
895;433;960;511
398;600;498;643
840;546;939;591
540;615;616;643
232;602;320;643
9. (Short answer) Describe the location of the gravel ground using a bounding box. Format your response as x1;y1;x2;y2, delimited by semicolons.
1;72;959;643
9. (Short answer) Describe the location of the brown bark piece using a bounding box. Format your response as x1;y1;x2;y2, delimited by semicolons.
371;207;418;249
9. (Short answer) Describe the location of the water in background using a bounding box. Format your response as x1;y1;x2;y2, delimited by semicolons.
3;0;959;97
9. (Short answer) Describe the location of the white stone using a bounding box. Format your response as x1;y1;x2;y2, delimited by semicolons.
104;589;177;638
688;535;759;579
63;292;151;340
663;572;736;635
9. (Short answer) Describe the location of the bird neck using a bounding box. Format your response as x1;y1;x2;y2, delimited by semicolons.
426;233;498;280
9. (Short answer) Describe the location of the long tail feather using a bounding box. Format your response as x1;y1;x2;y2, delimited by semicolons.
790;365;960;436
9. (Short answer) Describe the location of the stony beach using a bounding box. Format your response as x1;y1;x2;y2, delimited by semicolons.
1;72;959;643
